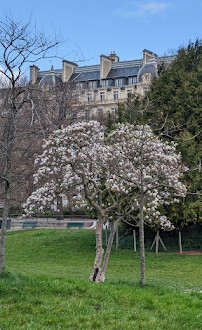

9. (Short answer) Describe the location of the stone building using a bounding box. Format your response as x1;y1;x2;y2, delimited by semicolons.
30;49;175;120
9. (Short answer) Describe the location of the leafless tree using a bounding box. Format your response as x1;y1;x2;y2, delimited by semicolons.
0;14;62;273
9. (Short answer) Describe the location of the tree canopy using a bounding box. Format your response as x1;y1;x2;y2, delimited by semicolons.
116;40;202;229
25;121;187;284
148;40;201;228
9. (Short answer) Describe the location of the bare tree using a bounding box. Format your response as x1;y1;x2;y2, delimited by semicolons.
0;14;62;273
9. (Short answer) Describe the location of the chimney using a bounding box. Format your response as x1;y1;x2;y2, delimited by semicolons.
30;65;39;84
62;60;78;83
100;54;112;81
143;49;158;65
109;51;119;62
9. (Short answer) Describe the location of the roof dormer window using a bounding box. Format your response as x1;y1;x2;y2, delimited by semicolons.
128;77;137;85
101;79;112;87
115;78;123;87
76;82;84;90
88;81;98;89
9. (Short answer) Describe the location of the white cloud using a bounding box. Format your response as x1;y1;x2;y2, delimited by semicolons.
114;1;169;18
136;2;169;15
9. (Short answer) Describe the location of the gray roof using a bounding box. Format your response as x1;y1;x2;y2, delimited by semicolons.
39;73;62;87
38;69;62;79
111;59;143;68
137;63;157;82
69;66;141;82
37;57;174;86
158;55;176;64
68;62;143;82
107;66;140;79
74;65;100;73
70;71;100;82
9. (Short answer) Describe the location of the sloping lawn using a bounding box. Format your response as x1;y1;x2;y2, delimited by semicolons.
0;229;201;329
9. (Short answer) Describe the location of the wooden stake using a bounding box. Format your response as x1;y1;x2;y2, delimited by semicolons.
179;231;182;254
155;231;159;254
150;235;157;251
133;229;137;252
150;231;167;253
159;235;167;251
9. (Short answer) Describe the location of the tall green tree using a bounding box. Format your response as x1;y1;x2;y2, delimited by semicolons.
116;40;202;230
148;40;201;230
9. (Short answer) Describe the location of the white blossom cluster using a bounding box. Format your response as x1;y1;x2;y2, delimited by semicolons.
106;124;187;229
24;121;187;229
24;121;103;213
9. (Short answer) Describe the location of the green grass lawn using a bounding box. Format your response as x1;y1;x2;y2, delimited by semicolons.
0;229;201;329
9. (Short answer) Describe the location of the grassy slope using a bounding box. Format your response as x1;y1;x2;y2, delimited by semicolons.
0;229;201;329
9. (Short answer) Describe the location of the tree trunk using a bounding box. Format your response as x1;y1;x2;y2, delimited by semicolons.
89;216;105;282
100;219;120;280
116;227;119;250
56;194;64;220
0;181;10;273
139;191;145;286
0;107;14;274
67;192;73;214
105;226;108;246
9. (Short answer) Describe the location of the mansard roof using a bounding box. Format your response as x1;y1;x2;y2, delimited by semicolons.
38;69;62;80
36;54;175;86
39;72;62;87
107;66;140;79
70;70;100;82
68;59;143;82
138;63;157;82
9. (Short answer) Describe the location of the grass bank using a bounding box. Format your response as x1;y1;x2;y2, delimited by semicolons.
0;229;201;329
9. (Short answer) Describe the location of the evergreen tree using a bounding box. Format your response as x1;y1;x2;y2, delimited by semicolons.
148;40;201;229
117;40;202;229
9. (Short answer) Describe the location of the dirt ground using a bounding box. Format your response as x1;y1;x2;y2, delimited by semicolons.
175;251;201;255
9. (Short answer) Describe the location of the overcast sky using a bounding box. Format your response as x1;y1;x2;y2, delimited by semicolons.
0;0;201;73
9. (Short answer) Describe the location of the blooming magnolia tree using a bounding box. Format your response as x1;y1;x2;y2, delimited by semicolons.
25;121;187;285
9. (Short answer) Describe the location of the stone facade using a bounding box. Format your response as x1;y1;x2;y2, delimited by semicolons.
30;50;175;119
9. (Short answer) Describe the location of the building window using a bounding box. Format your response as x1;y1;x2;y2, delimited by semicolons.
115;78;123;87
144;74;150;81
76;82;84;90
111;107;116;114
113;91;118;100
127;90;132;98
128;77;137;85
100;92;105;101
87;93;92;102
89;81;98;89
101;80;110;87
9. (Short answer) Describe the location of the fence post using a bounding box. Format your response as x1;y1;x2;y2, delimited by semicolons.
133;229;137;252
